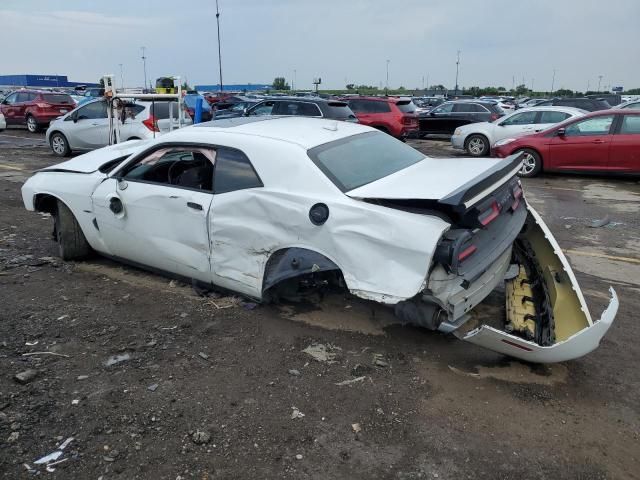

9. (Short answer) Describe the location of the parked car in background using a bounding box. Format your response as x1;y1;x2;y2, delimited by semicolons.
0;112;6;131
518;98;548;108
536;97;611;111
46;99;192;156
452;106;586;156
183;93;213;121
587;94;622;106
417;100;503;136
346;97;417;138
413;97;444;114
492;110;640;177
244;97;358;122
212;99;261;120
21;116;617;362
75;88;105;107
614;100;640;110
0;90;75;132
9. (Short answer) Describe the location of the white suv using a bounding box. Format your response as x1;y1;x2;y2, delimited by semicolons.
46;99;192;156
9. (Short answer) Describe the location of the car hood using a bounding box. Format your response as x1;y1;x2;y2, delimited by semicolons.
346;153;522;209
39;140;152;174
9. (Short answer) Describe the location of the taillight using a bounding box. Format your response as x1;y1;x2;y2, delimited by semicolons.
433;229;477;274
478;200;501;227
489;113;500;121
458;245;477;262
142;115;160;132
402;116;416;125
511;184;523;211
36;103;49;109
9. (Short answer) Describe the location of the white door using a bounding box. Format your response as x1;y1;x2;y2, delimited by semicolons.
493;110;539;142
91;146;215;281
69;101;109;149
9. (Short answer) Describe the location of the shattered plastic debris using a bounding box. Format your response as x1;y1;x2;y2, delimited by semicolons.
448;365;481;378
351;423;362;433
33;437;74;470
302;343;340;363
104;353;131;367
290;407;305;419
335;376;366;386
589;216;610;228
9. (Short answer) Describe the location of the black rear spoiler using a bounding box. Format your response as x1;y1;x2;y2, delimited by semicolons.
438;152;524;213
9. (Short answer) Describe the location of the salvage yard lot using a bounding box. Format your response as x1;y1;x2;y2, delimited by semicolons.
1;129;639;479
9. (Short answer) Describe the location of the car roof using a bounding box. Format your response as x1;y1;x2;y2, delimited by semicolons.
172;116;371;149
511;106;587;114
262;96;345;105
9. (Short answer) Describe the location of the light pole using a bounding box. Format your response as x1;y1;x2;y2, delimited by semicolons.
293;69;296;91
385;59;390;93
550;68;556;94
454;50;461;96
215;0;223;92
118;64;124;90
141;47;147;91
597;75;603;93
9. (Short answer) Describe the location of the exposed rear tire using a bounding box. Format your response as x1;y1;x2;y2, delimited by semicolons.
26;115;40;133
516;148;542;178
465;134;490;157
50;132;71;157
55;200;91;260
374;126;390;135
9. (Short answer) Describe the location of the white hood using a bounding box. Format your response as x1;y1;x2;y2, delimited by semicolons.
40;140;151;174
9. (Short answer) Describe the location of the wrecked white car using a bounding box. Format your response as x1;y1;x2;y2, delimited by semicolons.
21;116;617;363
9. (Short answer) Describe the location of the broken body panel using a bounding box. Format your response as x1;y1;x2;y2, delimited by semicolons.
20;118;617;363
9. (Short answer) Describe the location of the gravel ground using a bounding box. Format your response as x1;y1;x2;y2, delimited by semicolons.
1;128;639;479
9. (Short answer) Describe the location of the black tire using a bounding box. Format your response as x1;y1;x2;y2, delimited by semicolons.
465;134;490;157
55;200;91;260
374;126;390;135
26;115;40;133
516;148;542;178
126;137;141;141
50;132;71;157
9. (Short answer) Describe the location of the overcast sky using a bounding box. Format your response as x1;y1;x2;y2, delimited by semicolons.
1;0;638;91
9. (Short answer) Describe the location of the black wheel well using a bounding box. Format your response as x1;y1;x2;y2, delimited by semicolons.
33;193;60;215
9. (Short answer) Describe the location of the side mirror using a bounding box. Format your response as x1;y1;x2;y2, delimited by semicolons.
243;107;249;116
429;111;436;116
557;127;566;136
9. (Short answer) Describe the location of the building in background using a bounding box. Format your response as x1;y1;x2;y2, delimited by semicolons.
0;75;100;89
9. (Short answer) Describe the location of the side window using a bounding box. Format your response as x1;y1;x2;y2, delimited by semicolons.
27;93;38;101
214;147;263;194
564;115;614;136
453;103;476;113
123;147;215;192
249;101;275;116
4;93;18;104
622;102;640;110
432;103;454;114
348;100;366;113
77;101;108;120
370;101;391;113
501;111;537;126
297;102;322;116
16;92;29;103
620;115;640;134
538;111;570;124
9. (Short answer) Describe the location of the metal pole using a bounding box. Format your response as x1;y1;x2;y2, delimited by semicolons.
385;60;390;93
597;75;603;93
550;68;556;94
454;50;460;96
293;69;296;91
141;47;147;92
119;64;124;90
216;0;223;92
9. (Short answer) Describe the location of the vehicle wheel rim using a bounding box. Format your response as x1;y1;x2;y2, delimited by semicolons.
468;138;485;155
27;117;36;131
519;152;536;174
52;136;65;154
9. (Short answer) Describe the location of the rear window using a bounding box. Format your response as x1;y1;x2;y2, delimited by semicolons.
150;102;180;119
308;131;425;191
349;100;391;114
395;100;416;113
43;94;73;104
325;102;356;119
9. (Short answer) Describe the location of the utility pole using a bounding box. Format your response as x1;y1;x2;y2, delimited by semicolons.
422;75;424;90
293;69;297;91
118;64;124;90
597;75;603;93
454;50;461;96
550;68;556;94
587;79;590;92
141;47;147;92
385;59;390;93
215;0;223;93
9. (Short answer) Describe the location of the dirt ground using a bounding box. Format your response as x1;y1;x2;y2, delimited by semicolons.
1;128;639;479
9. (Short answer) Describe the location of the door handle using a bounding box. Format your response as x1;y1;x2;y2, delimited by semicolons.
592;139;605;144
187;202;203;211
91;123;100;126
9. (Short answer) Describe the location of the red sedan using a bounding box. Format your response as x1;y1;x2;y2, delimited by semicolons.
492;109;640;177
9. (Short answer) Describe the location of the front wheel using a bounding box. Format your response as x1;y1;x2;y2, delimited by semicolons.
50;132;71;157
55;200;92;260
516;149;542;178
26;115;40;133
465;134;490;157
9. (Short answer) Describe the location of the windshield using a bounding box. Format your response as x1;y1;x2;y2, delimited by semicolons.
43;94;73;104
307;131;425;192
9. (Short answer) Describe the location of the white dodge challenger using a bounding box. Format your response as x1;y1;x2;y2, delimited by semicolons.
21;116;618;362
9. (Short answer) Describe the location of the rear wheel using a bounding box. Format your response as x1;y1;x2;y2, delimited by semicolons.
26;115;40;133
50;132;71;157
516;149;542;178
465;134;490;157
54;200;91;260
